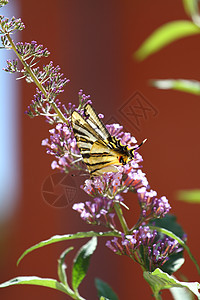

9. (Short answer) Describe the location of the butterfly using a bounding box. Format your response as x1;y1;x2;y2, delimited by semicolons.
71;104;146;177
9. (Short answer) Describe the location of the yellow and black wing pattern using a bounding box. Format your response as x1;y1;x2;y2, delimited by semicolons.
71;104;137;177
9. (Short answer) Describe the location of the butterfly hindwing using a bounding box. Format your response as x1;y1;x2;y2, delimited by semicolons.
88;141;121;175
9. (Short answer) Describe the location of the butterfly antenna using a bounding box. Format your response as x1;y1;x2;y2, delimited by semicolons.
134;138;147;150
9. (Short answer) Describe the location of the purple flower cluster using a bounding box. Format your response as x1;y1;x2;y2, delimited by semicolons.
137;187;171;219
3;59;18;73
41;91;92;172
106;226;183;271
0;14;25;50
106;226;156;255
72;196;120;228
42;122;82;173
42;62;68;97
16;41;50;59
25;61;69;118
0;15;25;36
82;165;147;199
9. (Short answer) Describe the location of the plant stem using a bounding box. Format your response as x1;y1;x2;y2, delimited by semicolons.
152;291;162;300
114;202;129;234
74;289;85;300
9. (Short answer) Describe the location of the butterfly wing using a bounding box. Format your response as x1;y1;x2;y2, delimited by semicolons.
84;104;113;142
88;140;121;176
71;110;100;155
72;105;121;176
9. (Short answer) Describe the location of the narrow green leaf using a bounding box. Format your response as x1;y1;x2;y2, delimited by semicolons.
58;247;74;285
182;0;200;26
95;278;119;300
72;237;97;291
150;214;185;238
149;225;200;275
17;231;119;265
152;79;200;95
177;189;200;203
0;276;70;295
144;268;200;299
134;20;200;61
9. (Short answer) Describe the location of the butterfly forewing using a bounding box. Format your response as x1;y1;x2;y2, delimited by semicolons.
84;104;111;142
72;111;99;143
71;111;100;160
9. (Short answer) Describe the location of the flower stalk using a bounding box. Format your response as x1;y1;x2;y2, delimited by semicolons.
114;202;129;235
5;33;67;123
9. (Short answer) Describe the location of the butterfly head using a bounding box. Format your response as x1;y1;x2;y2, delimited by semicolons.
124;139;147;165
119;155;129;165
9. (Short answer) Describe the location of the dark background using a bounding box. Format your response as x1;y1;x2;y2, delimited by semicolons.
1;0;200;299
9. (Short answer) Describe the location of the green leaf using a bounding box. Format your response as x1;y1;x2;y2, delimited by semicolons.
95;278;119;300
152;79;200;95
72;237;97;291
17;231;119;265
58;247;74;285
177;189;200;203
134;20;200;61
143;268;200;299
150;214;185;240
0;276;70;295
183;0;200;26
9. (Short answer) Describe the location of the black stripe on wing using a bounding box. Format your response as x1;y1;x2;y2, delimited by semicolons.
86;160;117;176
85;160;113;167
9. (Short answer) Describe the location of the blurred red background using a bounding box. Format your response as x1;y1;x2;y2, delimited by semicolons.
1;0;200;299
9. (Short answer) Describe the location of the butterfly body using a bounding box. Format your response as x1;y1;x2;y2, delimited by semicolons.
71;104;144;177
